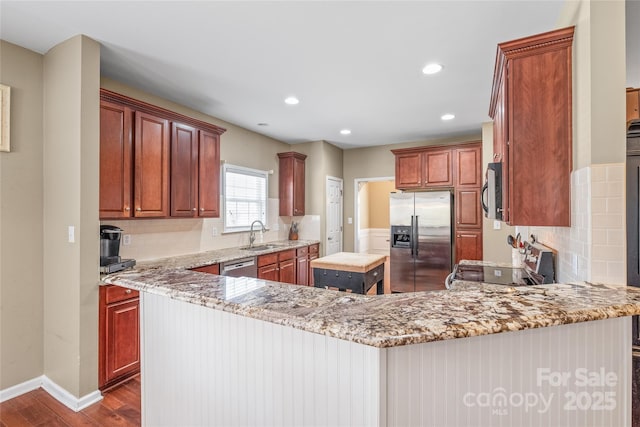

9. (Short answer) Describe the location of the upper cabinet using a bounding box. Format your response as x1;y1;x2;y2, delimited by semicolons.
489;27;574;226
278;152;307;216
392;146;452;189
99;89;226;220
628;88;639;123
454;143;482;188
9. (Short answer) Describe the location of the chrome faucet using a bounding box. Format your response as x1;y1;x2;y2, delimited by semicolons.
249;220;266;247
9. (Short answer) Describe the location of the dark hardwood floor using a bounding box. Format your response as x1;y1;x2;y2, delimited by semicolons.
0;376;140;427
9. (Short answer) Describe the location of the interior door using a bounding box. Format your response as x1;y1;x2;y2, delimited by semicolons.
326;177;343;255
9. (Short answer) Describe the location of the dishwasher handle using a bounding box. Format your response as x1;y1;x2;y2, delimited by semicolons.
223;258;256;272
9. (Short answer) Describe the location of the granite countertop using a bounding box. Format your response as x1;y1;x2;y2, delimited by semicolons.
102;252;640;348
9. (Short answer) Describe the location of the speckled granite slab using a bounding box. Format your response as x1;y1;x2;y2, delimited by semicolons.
103;257;640;348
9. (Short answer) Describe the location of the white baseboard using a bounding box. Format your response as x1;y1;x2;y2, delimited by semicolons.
0;375;102;411
0;375;43;403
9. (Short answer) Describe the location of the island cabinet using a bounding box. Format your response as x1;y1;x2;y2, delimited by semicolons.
258;249;296;284
99;285;140;390
277;152;307;216
489;26;574;226
190;263;220;275
170;124;221;218
628;87;639;123
392;147;452;189
99;89;226;220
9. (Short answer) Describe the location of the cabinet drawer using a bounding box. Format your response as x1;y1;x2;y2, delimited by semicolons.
105;285;139;305
296;246;308;257
190;264;220;275
258;253;278;267
278;249;296;261
309;244;319;255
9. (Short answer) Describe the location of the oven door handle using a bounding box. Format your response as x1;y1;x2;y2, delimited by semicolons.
444;272;455;290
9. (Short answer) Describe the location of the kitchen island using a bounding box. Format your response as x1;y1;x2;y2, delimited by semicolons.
103;255;640;426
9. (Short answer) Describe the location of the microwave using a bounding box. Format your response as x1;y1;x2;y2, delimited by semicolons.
481;162;503;220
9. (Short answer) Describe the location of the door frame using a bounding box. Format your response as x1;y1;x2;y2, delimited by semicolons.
353;176;395;253
325;176;344;255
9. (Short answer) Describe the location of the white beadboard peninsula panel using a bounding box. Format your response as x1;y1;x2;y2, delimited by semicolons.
140;292;386;427
386;317;631;427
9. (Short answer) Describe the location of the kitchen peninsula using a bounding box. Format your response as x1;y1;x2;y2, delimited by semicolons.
102;248;640;427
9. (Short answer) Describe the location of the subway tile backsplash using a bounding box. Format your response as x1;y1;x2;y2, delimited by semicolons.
529;163;625;285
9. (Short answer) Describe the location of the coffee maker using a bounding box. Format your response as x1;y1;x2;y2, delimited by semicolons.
100;225;136;273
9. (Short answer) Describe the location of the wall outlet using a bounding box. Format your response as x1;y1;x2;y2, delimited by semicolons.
212;227;219;237
493;220;501;230
572;254;579;276
122;234;131;245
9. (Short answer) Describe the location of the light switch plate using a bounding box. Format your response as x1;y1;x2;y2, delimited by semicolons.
493;220;501;230
347;217;353;224
68;226;75;243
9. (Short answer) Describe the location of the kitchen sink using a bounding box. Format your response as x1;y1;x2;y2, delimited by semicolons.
243;244;278;251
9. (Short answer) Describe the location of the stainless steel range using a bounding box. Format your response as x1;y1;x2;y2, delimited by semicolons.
445;242;555;288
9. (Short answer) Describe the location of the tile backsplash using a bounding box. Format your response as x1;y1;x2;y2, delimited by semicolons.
104;198;321;261
526;163;625;284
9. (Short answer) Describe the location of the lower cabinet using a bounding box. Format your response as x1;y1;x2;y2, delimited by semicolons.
99;285;140;390
296;246;309;286
190;263;220;275
258;249;296;284
308;244;320;287
455;230;483;262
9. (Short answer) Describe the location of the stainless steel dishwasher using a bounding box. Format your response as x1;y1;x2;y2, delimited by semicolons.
221;257;257;278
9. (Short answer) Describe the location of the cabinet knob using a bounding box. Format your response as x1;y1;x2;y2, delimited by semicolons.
200;208;205;211
136;208;141;212
125;289;132;294
192;208;197;211
124;207;130;212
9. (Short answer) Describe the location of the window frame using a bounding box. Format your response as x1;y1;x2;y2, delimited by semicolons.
222;163;269;233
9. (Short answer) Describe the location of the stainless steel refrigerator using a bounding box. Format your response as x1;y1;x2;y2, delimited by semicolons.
390;191;453;292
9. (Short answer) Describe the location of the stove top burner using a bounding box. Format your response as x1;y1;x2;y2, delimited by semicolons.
452;264;543;286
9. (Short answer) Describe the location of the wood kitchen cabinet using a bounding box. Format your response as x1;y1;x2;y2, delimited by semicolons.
489;27;574;226
308;243;319;287
455;231;483;264
171;124;221;218
99;89;225;220
278;152;307;216
190;263;220;275
296;246;309;286
455;189;482;229
99;285;140;390
628;88;639;123
454;143;482;188
392;147;452;189
258;249;296;284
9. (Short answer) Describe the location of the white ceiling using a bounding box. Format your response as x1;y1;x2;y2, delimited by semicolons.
1;0;627;150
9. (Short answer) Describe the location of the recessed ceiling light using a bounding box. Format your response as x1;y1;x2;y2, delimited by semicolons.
422;63;443;75
257;122;269;126
340;129;351;135
284;96;299;105
441;113;455;121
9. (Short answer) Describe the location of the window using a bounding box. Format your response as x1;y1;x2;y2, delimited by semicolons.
223;163;268;232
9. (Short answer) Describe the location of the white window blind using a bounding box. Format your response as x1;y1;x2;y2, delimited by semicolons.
223;163;268;232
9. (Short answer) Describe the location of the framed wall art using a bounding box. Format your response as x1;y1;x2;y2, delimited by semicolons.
0;84;10;152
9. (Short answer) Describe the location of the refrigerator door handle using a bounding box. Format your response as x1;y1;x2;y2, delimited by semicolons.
414;215;419;258
410;215;414;257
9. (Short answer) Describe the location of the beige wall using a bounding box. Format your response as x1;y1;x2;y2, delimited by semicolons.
358;182;370;229
481;122;515;264
342;133;481;252
367;180;395;229
0;41;44;390
43;35;100;397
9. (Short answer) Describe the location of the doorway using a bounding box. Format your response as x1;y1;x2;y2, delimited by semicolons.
354;177;395;254
325;176;343;256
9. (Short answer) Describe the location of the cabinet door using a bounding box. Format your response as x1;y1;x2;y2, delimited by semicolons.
628;89;639;123
455;230;483;262
100;100;132;219
456;189;482;229
134;112;170;217
423;149;452;187
191;264;220;275
308;253;318;287
455;144;482;187
296;256;308;286
198;130;220;217
258;264;279;281
293;156;305;216
395;153;422;189
105;298;140;385
493;72;507;163
279;258;296;284
278;152;307;216
171;123;198;217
